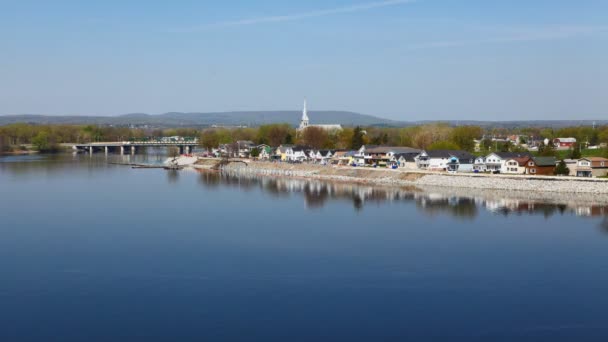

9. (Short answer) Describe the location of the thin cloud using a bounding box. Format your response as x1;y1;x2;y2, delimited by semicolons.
169;0;417;32
408;25;608;50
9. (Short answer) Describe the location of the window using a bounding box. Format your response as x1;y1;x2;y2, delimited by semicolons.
529;162;535;166
530;168;536;174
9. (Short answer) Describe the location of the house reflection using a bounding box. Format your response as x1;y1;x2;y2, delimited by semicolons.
196;170;608;219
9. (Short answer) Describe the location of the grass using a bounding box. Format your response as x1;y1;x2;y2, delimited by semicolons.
551;149;607;160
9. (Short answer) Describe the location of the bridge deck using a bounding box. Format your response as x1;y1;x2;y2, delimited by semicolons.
73;141;198;148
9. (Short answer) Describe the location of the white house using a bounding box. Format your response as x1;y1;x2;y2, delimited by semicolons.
502;156;531;174
473;157;486;172
483;152;532;173
415;150;476;172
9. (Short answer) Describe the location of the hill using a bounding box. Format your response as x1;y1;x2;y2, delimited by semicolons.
0;112;606;129
0;111;403;128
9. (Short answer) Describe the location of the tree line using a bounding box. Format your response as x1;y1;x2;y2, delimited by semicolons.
3;122;608;156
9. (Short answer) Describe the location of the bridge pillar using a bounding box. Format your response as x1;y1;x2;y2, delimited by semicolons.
185;146;191;154
104;146;109;155
89;146;94;155
120;146;125;155
131;146;136;155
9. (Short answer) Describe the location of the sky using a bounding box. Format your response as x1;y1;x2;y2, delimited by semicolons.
0;0;607;121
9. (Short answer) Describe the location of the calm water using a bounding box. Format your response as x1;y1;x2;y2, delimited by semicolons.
2;154;608;341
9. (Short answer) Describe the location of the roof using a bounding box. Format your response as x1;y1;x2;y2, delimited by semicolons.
365;146;421;154
307;124;343;131
292;145;311;152
492;152;533;159
394;152;419;162
582;157;608;168
276;145;294;153
508;156;532;166
532;156;557;166
554;137;577;143
424;150;476;162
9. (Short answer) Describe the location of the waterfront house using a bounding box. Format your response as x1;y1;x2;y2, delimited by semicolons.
394;152;419;169
560;159;579;176
276;145;295;161
257;145;274;160
415;150;476;172
334;151;357;166
357;145;421;167
483;152;533;173
503;156;532;174
526;156;557;175
575;157;608;177
287;145;310;162
235;140;256;158
473;157;486;172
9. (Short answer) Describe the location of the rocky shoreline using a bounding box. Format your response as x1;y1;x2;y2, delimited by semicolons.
192;160;608;195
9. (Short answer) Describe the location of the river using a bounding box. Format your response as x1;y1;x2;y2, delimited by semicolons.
1;154;608;341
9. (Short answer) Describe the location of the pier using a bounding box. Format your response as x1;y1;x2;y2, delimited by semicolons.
72;138;198;155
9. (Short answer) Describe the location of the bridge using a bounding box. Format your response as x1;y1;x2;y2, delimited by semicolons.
72;138;199;155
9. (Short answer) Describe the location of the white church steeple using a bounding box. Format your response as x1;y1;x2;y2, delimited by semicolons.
300;98;309;129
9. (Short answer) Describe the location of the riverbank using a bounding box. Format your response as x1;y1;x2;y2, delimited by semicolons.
193;159;608;194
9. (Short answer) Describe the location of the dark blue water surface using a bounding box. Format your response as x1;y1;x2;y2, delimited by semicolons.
2;154;608;341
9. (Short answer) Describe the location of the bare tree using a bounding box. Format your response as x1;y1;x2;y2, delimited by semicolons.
302;127;329;149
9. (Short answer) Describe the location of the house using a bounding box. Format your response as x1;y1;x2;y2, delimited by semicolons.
275;145;293;161
357;145;421;166
575;157;608;177
483;152;533;173
257;145;274;160
503;156;532;174
553;137;576;149
394;152;419;169
526;156;556;175
287;145;310;162
308;149;333;163
473;157;486;172
236;140;256;157
415;150;476;172
562;159;579;176
333;150;357;166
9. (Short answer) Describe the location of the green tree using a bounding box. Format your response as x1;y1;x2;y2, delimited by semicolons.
250;147;260;158
569;144;582;159
554;160;570;176
351;126;365;149
538;141;556;157
449;126;482;152
32;131;58;152
200;130;220;150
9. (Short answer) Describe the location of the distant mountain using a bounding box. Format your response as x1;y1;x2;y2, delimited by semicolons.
0;111;404;128
0;112;605;129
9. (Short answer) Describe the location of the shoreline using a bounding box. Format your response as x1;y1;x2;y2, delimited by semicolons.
192;159;608;194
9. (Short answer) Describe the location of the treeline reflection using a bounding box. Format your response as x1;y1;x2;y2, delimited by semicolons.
198;170;608;220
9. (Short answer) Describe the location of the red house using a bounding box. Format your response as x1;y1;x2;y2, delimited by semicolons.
553;138;576;148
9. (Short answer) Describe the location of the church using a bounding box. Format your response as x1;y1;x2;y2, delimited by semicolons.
298;100;342;132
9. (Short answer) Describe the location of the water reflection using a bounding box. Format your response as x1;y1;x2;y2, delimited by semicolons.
197;170;608;220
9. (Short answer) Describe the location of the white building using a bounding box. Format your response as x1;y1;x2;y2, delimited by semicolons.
298;100;342;132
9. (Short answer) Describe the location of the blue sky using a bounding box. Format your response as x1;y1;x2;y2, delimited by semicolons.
0;0;606;120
